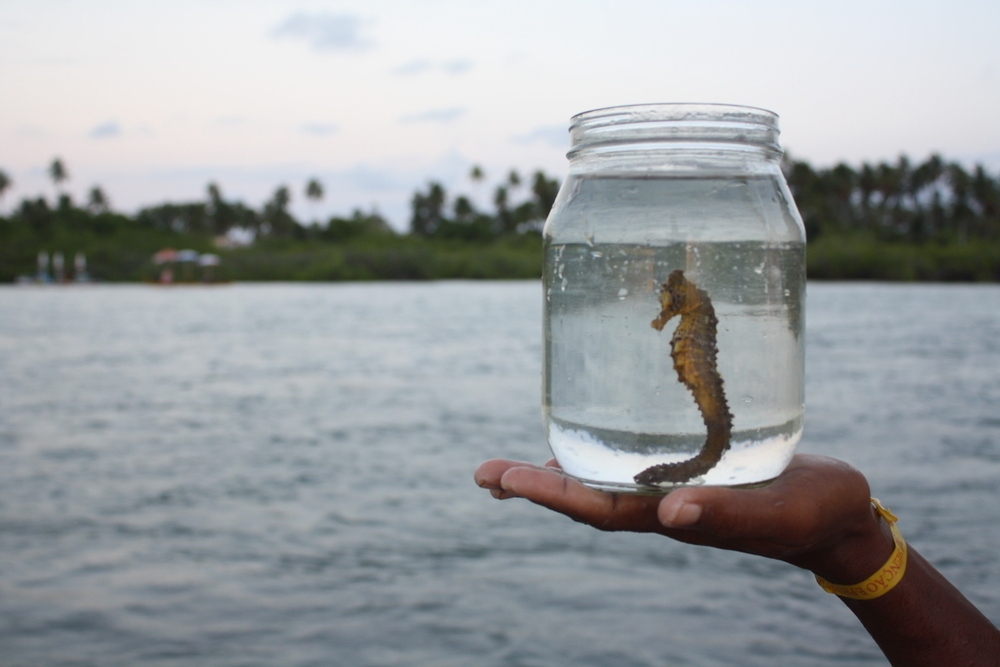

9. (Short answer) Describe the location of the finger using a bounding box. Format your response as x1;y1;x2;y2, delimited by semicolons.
500;466;662;532
474;458;536;491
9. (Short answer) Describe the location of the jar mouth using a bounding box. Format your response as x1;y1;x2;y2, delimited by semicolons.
568;103;781;160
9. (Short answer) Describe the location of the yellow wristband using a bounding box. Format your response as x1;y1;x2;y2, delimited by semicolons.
815;498;907;601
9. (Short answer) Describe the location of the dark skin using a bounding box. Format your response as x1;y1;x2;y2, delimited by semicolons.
474;454;1000;666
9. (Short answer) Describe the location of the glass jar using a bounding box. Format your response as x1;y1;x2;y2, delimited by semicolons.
542;103;806;493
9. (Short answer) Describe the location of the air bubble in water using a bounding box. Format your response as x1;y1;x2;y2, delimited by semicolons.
617;288;628;300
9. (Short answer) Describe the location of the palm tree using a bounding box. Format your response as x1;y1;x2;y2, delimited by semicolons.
947;163;973;240
453;195;475;222
971;165;999;239
206;182;237;236
857;163;876;224
273;185;291;211
48;158;68;202
469;164;485;210
305;178;323;202
911;155;944;200
824;163;856;231
262;185;297;238
207;182;222;207
531;170;559;219
305;178;324;224
410;181;447;236
506;170;523;222
909;155;944;239
0;169;11;215
87;186;109;213
494;184;512;233
493;184;508;211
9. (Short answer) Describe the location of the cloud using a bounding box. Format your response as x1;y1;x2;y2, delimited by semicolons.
399;107;466;123
90;121;121;139
511;125;568;148
392;59;432;76
399;107;466;124
442;59;473;75
300;123;338;136
271;13;372;52
392;58;472;76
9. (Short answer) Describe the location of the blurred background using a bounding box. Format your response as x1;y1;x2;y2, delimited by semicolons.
2;0;999;226
2;2;1000;666
0;0;1000;282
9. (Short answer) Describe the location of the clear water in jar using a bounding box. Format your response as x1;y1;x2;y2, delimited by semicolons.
543;238;805;492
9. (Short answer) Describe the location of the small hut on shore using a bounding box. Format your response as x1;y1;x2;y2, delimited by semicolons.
153;248;178;283
152;248;223;283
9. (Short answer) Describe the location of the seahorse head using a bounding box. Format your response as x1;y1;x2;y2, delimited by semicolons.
661;269;697;314
651;269;695;330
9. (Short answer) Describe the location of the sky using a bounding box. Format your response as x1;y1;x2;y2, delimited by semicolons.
2;0;999;230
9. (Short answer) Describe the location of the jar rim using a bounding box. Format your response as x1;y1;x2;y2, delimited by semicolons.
570;103;778;127
567;103;782;164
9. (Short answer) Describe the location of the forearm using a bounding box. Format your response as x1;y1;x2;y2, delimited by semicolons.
843;548;1000;666
805;507;1000;666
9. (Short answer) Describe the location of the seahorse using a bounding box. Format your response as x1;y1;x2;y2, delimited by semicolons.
634;270;733;486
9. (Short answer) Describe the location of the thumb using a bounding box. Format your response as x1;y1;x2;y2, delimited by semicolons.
654;456;877;561
657;486;798;541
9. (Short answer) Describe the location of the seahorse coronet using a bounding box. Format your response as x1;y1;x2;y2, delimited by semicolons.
634;269;733;487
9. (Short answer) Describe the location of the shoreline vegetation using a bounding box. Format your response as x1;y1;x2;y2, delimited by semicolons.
1;155;999;283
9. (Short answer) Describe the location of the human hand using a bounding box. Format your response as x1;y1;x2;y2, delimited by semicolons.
474;454;893;581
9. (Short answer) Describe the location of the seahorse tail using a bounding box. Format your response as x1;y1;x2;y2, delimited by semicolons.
694;376;733;464
633;418;731;486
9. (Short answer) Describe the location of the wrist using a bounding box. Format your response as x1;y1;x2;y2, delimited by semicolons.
797;501;896;585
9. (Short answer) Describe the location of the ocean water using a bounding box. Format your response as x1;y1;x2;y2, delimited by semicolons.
0;281;998;666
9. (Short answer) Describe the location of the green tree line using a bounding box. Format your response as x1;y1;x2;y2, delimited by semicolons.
784;154;1000;280
785;154;1000;243
0;160;554;282
1;155;999;282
